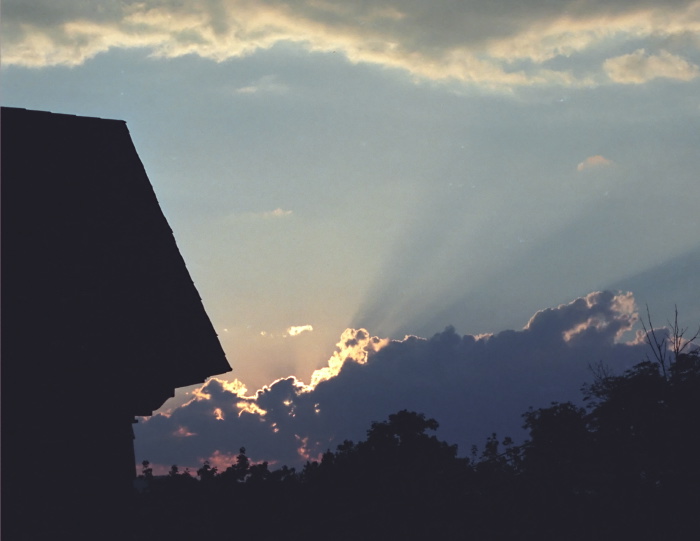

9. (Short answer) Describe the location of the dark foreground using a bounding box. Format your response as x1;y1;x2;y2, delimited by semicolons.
134;352;700;541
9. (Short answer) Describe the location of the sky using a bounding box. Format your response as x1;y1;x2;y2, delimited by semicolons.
3;0;699;470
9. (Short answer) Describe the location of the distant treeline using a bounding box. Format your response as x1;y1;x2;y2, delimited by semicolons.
135;350;700;541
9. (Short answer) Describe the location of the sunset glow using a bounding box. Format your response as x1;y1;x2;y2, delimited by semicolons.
3;0;698;472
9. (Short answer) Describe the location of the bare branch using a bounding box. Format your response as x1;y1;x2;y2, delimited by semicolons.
641;304;668;378
587;361;613;384
641;305;700;380
667;305;700;358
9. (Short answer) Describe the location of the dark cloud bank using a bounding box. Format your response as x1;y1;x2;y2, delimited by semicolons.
135;291;656;470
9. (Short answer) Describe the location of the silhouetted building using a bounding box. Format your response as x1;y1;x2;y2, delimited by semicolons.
1;107;231;540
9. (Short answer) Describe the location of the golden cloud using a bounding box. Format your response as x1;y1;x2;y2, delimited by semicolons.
4;1;700;90
287;324;313;336
309;328;390;387
604;49;700;83
173;426;196;437
577;155;614;172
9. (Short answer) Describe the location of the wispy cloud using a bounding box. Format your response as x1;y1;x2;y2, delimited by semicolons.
225;208;293;222
262;208;293;218
577;155;614;172
4;1;700;90
173;426;196;438
236;75;289;95
259;323;313;339
604;49;700;84
287;324;313;337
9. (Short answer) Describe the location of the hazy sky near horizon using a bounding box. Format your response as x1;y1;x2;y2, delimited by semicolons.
3;0;699;410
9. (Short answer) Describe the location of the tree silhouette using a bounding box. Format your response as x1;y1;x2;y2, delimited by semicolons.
131;317;699;541
517;342;700;539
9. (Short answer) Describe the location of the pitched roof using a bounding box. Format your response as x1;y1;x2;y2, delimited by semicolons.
2;107;230;415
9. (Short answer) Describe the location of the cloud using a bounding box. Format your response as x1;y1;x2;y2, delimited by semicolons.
236;75;289;94
577;155;614;171
287;324;313;336
225;208;293;222
604;49;700;83
262;208;293;218
4;1;700;90
134;291;659;471
309;328;390;386
173;426;197;438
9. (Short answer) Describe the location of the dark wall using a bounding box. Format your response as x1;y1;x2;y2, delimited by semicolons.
1;107;230;540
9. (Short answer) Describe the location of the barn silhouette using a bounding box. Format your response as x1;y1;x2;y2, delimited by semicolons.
1;107;231;540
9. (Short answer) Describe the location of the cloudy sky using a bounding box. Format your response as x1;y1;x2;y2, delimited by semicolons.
3;0;699;469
